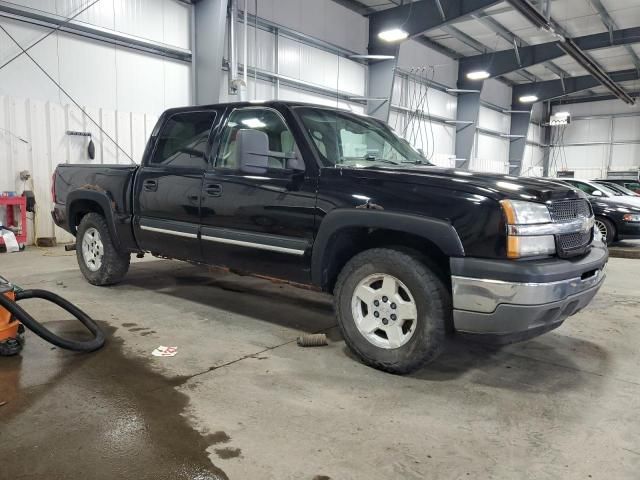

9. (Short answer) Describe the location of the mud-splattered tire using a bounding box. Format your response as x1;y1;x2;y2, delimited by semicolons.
76;213;130;286
334;248;450;374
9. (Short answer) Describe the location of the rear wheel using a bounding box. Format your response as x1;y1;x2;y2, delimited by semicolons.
595;216;616;245
334;248;450;374
76;213;130;285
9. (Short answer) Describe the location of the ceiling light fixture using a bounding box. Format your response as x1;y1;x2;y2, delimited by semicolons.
377;28;409;42
466;70;490;80
349;54;396;60
519;95;539;103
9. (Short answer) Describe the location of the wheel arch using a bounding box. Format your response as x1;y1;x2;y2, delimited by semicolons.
311;209;464;292
67;190;121;250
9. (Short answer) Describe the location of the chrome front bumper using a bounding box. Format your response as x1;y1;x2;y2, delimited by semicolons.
450;247;608;342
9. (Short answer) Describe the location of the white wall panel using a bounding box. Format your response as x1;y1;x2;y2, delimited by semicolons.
249;0;368;53
521;145;544;177
478;106;510;134
473;134;509;173
397;40;458;88
562;118;610;144
612;116;640;141
610;144;640;169
337;57;366;96
481;79;512;109
1;95;156;243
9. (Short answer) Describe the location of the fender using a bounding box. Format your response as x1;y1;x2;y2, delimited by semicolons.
311;209;465;287
66;189;122;251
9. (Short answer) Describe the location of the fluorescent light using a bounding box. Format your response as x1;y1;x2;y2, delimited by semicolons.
241;118;266;128
377;28;409;42
555;111;570;117
466;70;490;80
519;95;539;103
446;88;481;93
349;54;396;60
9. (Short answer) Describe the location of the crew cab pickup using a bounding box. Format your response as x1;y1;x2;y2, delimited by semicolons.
52;101;608;373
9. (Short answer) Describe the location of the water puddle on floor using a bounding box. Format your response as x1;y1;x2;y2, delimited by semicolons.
0;322;228;480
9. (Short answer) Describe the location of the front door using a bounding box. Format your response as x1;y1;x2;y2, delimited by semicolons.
200;107;317;284
134;109;218;261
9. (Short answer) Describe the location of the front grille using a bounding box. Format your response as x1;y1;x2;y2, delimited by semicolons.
557;230;592;255
547;199;591;222
548;199;593;258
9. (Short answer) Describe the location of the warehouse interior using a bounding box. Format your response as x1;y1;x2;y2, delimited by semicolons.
1;0;640;479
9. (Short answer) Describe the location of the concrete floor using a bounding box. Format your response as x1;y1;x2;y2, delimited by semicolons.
1;247;639;480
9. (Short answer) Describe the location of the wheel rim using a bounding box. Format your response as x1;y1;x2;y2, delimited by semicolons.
595;219;608;240
351;273;418;350
81;227;104;272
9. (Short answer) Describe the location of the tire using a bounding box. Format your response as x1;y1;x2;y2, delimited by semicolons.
334;248;451;374
76;213;130;286
595;216;616;245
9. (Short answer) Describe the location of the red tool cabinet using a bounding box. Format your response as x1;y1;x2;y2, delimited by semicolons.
0;196;27;247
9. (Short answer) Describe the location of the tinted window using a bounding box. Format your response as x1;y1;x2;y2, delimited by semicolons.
150;111;217;168
295;107;427;168
217;108;298;170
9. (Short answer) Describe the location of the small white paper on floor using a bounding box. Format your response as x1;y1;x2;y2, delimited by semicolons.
1;229;19;253
151;346;178;357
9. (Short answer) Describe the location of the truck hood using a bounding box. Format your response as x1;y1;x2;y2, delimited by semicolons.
326;166;585;203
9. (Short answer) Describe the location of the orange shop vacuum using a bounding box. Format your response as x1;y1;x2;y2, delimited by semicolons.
0;275;105;356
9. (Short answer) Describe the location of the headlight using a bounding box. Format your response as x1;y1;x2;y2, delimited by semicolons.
501;200;555;259
623;213;640;222
500;200;551;224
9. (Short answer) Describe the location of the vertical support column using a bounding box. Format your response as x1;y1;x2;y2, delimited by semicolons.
366;41;400;123
194;0;228;105
507;98;533;176
542;101;552;176
454;80;483;169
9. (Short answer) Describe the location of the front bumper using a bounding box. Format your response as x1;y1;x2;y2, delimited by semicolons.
450;244;608;343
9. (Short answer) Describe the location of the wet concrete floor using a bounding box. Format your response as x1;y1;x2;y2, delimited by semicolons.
1;248;640;479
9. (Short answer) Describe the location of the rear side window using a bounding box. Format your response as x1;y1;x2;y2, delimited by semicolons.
150;111;217;168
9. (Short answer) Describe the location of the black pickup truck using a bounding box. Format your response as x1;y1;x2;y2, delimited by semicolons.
52;101;608;373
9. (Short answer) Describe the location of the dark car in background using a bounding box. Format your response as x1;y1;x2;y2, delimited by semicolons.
549;179;640;245
593;181;640;197
599;178;640;194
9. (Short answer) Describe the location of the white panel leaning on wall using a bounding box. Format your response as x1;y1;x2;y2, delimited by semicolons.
0;95;157;245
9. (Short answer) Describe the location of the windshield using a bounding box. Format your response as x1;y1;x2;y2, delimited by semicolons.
599;182;638;196
295;107;430;168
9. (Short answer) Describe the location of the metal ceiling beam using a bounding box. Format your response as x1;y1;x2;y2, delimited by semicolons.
368;0;502;42
469;11;569;80
587;0;640;73
513;68;639;103
0;0;191;62
553;91;640;105
461;26;640;79
506;0;634;104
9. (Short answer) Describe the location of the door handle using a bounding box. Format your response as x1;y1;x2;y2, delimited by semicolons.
205;184;223;197
143;179;158;192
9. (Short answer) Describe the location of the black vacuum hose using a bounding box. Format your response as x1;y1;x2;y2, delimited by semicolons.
0;289;105;352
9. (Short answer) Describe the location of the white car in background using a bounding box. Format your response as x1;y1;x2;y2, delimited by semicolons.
563;179;640;208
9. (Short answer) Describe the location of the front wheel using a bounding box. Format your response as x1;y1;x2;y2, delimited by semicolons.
76;213;130;286
595;216;616;245
334;248;451;374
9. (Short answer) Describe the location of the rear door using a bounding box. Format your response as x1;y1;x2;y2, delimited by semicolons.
133;109;219;261
199;106;317;284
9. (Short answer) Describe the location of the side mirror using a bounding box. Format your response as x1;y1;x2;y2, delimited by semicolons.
236;129;270;174
592;190;604;197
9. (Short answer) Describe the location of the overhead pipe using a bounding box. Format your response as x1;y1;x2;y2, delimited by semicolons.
506;0;635;105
